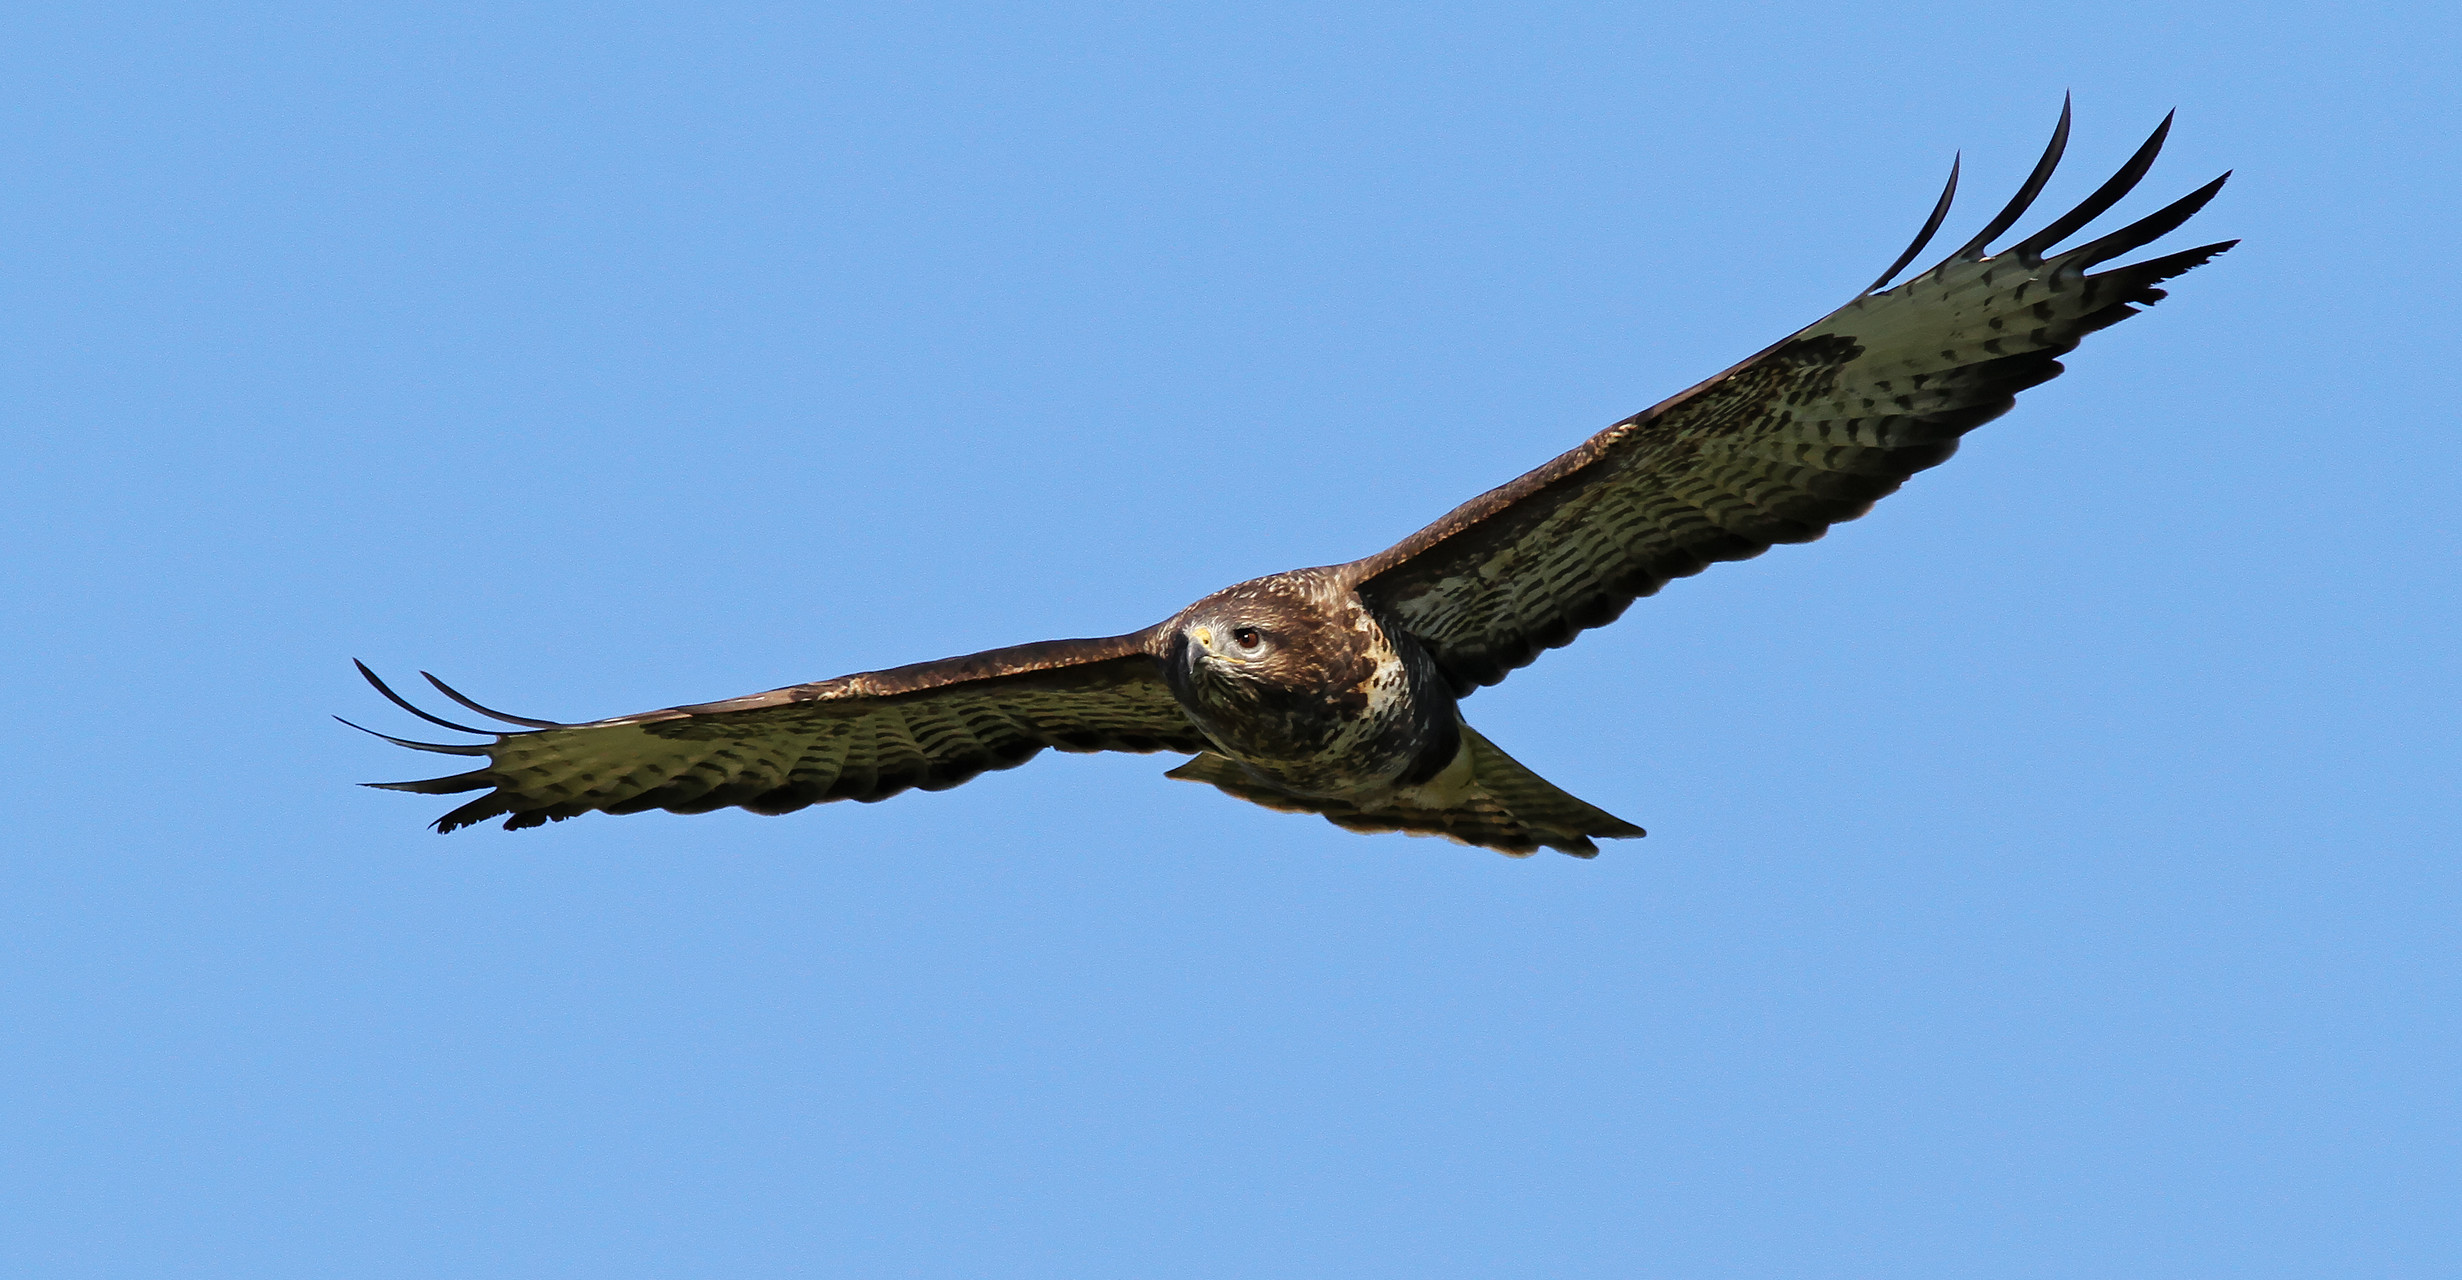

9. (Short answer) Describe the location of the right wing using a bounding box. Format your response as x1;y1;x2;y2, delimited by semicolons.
348;630;1209;832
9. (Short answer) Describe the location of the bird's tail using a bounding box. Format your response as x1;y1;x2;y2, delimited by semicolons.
1165;720;1643;858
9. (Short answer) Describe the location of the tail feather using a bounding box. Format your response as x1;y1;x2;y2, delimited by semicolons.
1164;721;1643;858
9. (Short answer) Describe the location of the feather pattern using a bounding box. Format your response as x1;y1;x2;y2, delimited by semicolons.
360;634;1209;832
1347;111;2236;692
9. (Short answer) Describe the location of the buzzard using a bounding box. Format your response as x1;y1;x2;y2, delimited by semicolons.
352;105;2234;857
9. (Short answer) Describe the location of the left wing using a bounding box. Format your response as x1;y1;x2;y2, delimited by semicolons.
1348;105;2236;692
348;631;1208;832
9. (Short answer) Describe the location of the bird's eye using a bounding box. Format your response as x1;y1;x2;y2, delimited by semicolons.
1231;626;1263;650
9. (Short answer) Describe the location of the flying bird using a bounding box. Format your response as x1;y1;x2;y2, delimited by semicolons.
351;104;2234;857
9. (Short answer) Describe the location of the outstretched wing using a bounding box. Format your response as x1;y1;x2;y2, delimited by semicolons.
349;631;1208;832
1349;103;2237;692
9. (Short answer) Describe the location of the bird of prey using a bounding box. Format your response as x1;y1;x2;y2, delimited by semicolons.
352;105;2233;857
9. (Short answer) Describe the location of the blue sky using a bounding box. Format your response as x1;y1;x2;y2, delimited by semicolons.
5;2;2456;1276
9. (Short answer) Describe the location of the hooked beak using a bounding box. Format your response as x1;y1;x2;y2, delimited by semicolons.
1180;626;1231;677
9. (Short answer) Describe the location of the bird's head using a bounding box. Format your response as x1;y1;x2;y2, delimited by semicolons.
1167;569;1368;702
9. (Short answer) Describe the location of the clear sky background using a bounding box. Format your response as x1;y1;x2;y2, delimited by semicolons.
5;2;2455;1276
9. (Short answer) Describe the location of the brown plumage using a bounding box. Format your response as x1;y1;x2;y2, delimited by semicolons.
351;104;2234;857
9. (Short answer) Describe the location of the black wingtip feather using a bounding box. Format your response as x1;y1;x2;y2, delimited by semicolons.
354;660;497;736
365;769;498;795
334;715;489;756
2066;171;2232;270
1867;154;1960;293
2005;109;2174;264
435;793;517;833
420;671;566;729
1950;95;2072;260
2104;238;2240;288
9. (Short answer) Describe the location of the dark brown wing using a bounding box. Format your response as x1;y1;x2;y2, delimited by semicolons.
1348;107;2237;692
348;630;1207;833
